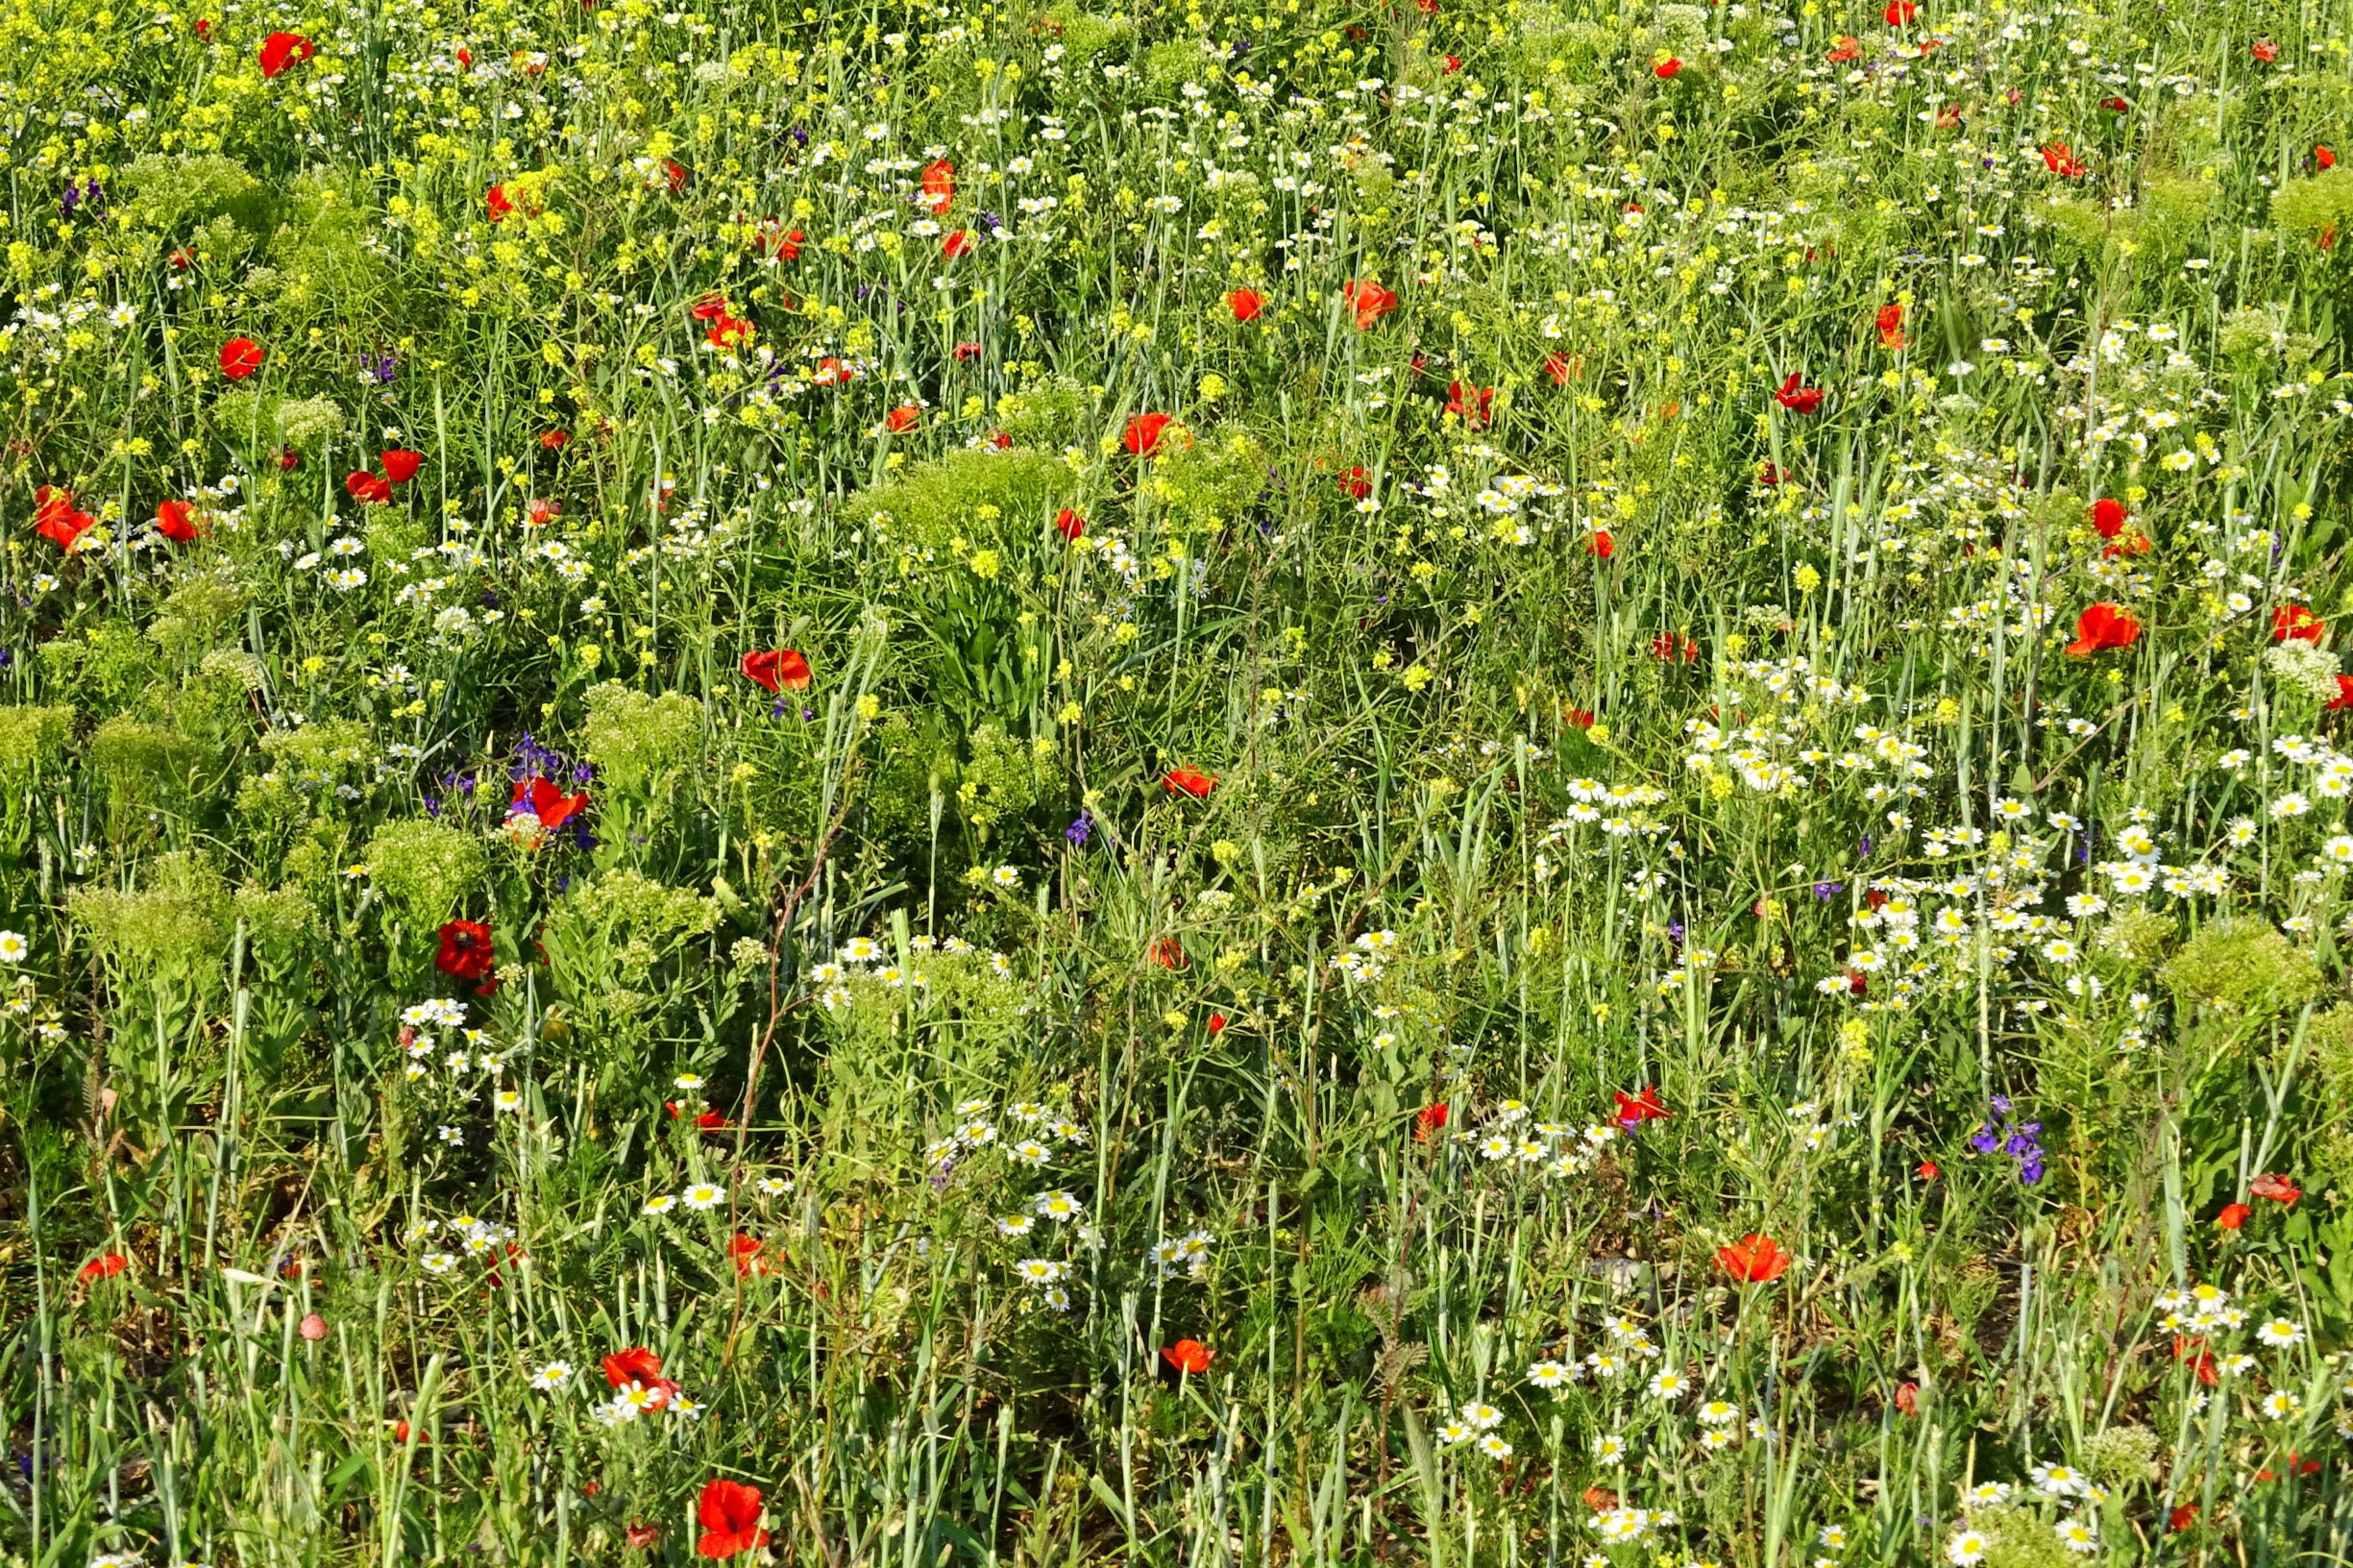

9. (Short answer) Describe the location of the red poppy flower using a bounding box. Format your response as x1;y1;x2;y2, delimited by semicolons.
1894;1381;1920;1416
79;1253;128;1282
942;229;977;257
2089;497;2129;538
455;47;472;69
741;649;812;693
156;500;201;542
704;311;751;349
1206;1012;1227;1034
1916;1161;1939;1181
2065;602;2140;655
1337;466;1372;500
485;184;514;221
1163;767;1216;797
2099;94;2129;113
346;470;393;505
884;404;921;434
626;1524;661;1549
695;1479;769;1558
1653;55;1681;77
2252;37;2279;61
1826;34;1860;60
1543;352;1577;385
434;919;496;983
1441;53;1462;70
1588;528;1614;559
1225;287;1263;321
1875;303;1907;349
1649;632;1699;661
2331;675;2353;710
1124;412;1174;456
380;449;423;484
2169;1505;2198;1532
1342;280;1399;329
1883;0;1914;22
763;225;805;261
541;429;573;450
220;336;265;380
258;30;313;76
35;486;95;551
664;159;691;193
2250;1172;2302;1205
2319;145;2339;171
1612;1086;1671;1127
2217;1202;2251;1230
727;1233;772;1277
952;340;982;361
511;775;589;833
1717;1234;1792;1283
1054;508;1086;541
1773;373;1823;413
602;1347;665;1388
1445;380;1494;427
2274;605;2326;644
1147;937;1189;970
2174;1335;2218;1385
919;159;955;214
1161;1339;1213;1375
1565;706;1595;728
2041;141;2088;177
1414;1103;1449;1140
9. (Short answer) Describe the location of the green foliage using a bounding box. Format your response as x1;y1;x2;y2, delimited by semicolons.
208;389;346;458
122;152;275;247
68;849;233;979
0;704;74;788
581;681;704;795
840;447;1075;552
2272;166;2353;239
2161;916;2324;1018
363;816;487;929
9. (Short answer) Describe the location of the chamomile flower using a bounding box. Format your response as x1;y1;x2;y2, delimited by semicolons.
1526;1360;1575;1390
2030;1463;2087;1498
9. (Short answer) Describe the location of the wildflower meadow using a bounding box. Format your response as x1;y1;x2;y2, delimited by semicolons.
10;0;2353;1560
